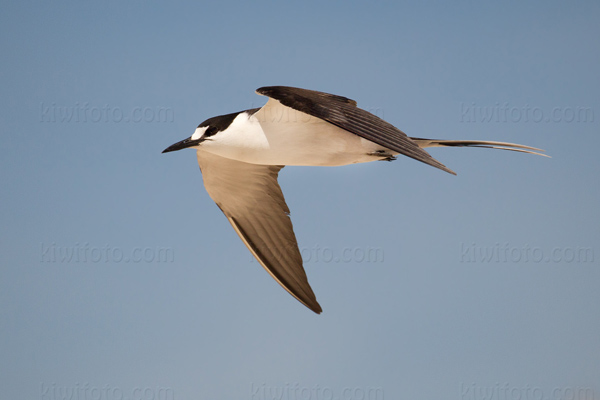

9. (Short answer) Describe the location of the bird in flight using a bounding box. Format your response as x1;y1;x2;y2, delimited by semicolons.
163;86;546;314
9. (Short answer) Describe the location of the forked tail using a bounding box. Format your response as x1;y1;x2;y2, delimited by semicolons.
409;137;549;157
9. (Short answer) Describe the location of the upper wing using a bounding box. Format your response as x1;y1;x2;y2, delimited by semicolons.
256;86;456;175
196;150;322;314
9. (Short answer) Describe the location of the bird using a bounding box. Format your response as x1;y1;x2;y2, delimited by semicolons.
163;86;546;314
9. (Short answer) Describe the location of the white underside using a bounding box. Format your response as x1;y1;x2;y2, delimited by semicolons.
197;99;395;166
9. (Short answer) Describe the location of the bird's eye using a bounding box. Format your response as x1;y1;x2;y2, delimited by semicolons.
204;126;218;137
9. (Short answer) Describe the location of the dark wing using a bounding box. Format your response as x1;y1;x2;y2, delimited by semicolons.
256;86;455;175
196;150;322;314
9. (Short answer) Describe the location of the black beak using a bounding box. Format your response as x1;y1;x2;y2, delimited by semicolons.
162;137;203;153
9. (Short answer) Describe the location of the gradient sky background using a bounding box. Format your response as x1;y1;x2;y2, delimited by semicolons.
1;1;599;399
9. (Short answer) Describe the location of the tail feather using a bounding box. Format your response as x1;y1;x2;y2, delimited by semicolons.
410;137;549;158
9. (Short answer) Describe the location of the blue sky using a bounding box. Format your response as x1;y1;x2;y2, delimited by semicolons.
1;1;599;399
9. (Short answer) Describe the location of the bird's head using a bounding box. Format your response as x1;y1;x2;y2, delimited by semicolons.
162;110;244;154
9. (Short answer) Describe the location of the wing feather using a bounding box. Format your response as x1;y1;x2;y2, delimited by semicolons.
196;150;322;314
256;86;456;175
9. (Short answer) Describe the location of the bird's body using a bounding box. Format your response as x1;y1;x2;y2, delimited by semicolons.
191;101;396;167
163;86;546;314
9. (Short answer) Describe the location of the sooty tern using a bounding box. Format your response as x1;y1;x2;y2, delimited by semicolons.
163;86;546;314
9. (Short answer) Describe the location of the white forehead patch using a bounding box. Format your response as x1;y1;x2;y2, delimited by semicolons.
191;126;207;140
